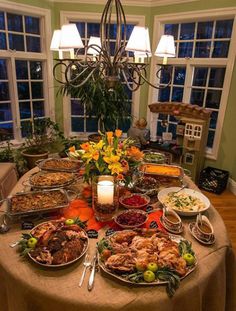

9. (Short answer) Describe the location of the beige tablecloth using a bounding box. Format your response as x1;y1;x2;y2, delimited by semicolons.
0;169;235;311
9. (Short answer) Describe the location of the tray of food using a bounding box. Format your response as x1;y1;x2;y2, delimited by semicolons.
36;158;83;173
158;187;210;216
98;229;196;295
139;163;184;179
18;220;89;267
4;188;76;217
143;151;165;164
23;171;79;189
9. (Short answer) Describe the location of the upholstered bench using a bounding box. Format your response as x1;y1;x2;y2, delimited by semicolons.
0;163;18;200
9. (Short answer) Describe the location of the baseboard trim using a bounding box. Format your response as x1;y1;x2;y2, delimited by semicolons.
228;178;236;196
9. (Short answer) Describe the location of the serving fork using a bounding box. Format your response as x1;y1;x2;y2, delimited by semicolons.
79;254;91;287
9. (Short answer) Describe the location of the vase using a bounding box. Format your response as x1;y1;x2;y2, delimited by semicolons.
92;175;119;222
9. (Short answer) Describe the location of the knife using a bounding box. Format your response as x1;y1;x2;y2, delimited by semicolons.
87;249;98;291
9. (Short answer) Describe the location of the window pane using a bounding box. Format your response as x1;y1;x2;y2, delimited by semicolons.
157;121;166;137
87;23;100;37
118;118;131;132
25;16;40;34
173;67;186;85
0;59;7;79
16;60;28;79
169;123;177;139
209;111;218;129
180;23;195;40
7;13;23;32
169;115;177;122
9;34;24;51
0;123;13;140
0;32;6;50
205;90;222;109
171;87;183;102
30;61;43;79
125;24;135;38
19;101;31;119
0;103;12;121
195;41;211;58
190;89;205;106
106;24;116;40
71;99;84;115
72;117;84;132
164;24;178;40
17;82;30;99
31;82;43;99
207;130;215;148
26;36;41;52
75;22;85;38
212;41;230;58
21;120;32;137
209;68;225;88
86;117;98;132
0;12;5;30
178;42;193;58
33;101;45;117
0;82;10;100
197;21;213;39
160;66;173;84
215;19;233;38
192;67;208;86
158;87;170;102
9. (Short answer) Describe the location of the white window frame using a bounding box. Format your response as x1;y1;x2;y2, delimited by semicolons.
0;1;55;143
60;11;145;139
148;7;236;160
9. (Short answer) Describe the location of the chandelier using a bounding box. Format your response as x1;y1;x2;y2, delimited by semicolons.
50;0;175;92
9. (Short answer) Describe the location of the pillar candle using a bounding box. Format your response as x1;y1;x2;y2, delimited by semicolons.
97;180;114;205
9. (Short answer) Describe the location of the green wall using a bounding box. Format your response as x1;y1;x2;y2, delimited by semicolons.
4;0;236;180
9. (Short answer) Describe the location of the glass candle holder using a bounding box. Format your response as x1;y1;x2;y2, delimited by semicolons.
92;175;119;222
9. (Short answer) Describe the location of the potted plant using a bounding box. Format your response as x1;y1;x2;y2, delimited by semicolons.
58;69;131;133
21;117;65;169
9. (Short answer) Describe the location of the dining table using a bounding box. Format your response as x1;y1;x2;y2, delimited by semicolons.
0;167;235;311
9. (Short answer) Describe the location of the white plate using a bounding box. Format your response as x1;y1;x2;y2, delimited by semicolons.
158;187;210;216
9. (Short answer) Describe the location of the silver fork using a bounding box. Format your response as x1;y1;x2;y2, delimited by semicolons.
79;254;91;287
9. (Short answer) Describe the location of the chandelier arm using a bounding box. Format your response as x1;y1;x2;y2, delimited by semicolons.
69;66;98;88
53;61;69;84
138;66;172;89
121;68;140;92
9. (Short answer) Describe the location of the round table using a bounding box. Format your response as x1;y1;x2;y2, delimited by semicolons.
0;168;235;311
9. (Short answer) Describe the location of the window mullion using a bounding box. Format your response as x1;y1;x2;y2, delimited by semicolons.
182;62;192;102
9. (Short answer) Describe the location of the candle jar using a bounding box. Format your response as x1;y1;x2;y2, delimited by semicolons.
92;175;119;222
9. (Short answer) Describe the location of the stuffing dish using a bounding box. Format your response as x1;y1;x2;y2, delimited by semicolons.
38;158;82;172
28;220;88;266
30;172;75;188
8;190;68;215
98;229;196;291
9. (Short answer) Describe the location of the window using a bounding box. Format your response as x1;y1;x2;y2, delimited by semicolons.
0;3;54;142
60;11;144;138
151;8;236;159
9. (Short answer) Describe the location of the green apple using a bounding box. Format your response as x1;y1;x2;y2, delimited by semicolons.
65;219;75;225
147;262;158;273
183;253;195;266
143;270;156;283
27;237;38;248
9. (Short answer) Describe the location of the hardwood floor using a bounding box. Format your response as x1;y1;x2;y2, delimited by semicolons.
202;189;236;252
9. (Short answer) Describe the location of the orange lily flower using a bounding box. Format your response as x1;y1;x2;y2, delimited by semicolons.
115;129;122;138
81;142;90;151
69;145;76;152
106;131;114;145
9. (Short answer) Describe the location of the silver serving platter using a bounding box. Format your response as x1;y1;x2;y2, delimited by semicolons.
25;171;79;189
5;188;75;217
28;220;89;268
139;163;184;179
98;230;197;285
143;150;166;164
37;158;83;173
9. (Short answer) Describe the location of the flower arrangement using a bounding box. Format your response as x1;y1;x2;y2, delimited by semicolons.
69;130;144;184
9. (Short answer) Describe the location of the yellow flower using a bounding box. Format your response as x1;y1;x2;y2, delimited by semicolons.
103;154;120;164
81;142;91;151
95;140;104;150
108;162;123;175
115;129;122;138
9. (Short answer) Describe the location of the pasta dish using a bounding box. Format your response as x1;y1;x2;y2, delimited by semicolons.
162;192;205;212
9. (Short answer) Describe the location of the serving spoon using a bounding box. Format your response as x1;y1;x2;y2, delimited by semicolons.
0;214;10;234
